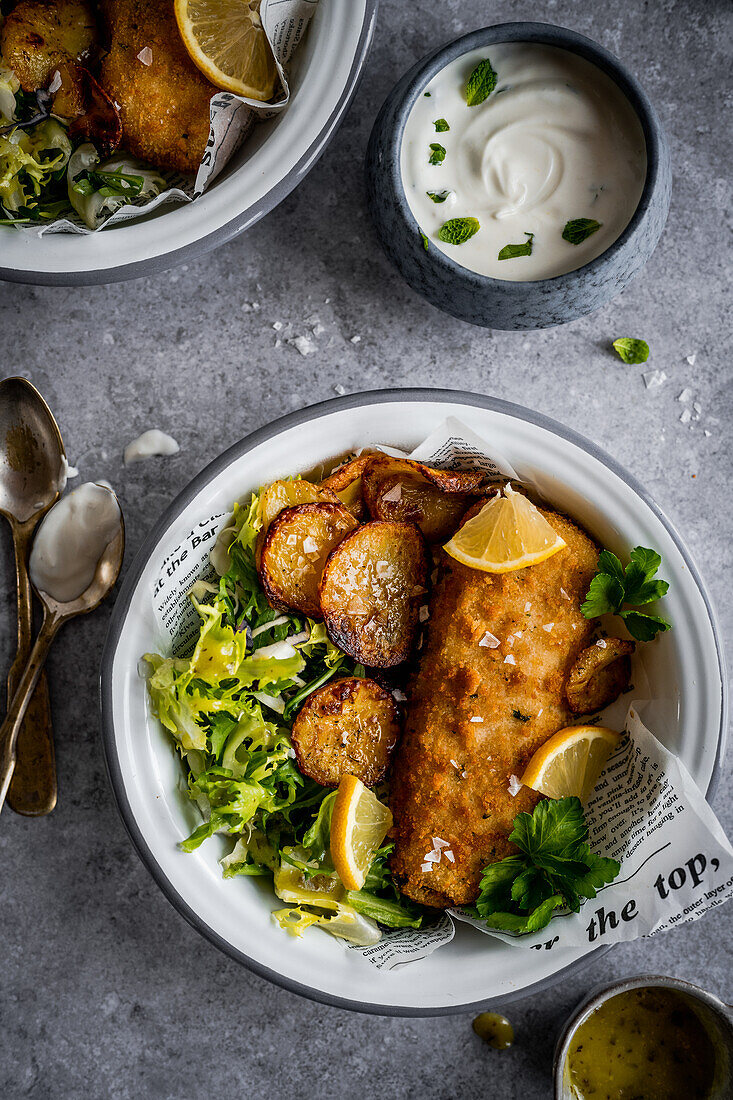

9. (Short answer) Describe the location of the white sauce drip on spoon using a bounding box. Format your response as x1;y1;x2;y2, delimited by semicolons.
29;482;121;602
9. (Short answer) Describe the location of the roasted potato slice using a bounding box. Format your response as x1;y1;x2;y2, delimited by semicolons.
256;479;340;567
259;502;357;618
362;455;485;517
321;454;380;520
565;638;635;714
291;677;401;788
319;521;429;667
1;0;97;91
370;473;475;543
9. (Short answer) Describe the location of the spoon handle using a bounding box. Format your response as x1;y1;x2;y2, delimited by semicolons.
0;613;62;815
6;524;57;816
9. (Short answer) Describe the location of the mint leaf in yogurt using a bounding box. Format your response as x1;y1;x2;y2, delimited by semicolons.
465;58;497;106
438;217;480;245
434;118;450;132
612;338;650;364
498;232;534;260
426;190;451;203
428;143;446;165
562;218;602;245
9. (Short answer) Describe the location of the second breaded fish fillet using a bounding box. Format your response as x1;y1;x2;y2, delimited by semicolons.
99;0;214;173
389;508;599;908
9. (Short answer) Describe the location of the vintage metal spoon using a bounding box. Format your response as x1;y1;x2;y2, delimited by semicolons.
0;377;66;815
0;503;124;813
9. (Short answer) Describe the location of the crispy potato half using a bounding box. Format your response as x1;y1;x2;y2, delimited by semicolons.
259;502;357;618
1;0;97;91
565;638;635;714
291;676;401;788
370;473;475;543
319;521;429;667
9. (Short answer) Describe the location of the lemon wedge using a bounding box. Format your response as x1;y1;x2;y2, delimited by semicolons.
174;0;278;100
330;775;392;891
521;725;621;802
443;484;566;573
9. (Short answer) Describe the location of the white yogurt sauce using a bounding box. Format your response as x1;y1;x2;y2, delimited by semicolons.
29;482;121;602
401;43;647;280
124;429;180;465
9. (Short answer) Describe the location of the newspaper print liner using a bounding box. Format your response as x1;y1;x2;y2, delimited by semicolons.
146;417;733;971
31;0;318;236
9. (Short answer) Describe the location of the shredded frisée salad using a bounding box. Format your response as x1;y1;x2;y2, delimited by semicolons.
143;493;426;946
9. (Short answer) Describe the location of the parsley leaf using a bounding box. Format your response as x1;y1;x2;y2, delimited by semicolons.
581;545;672;640
475;797;619;934
613;338;650;364
562;218;602;244
498;232;534;260
426;189;451;203
465;58;498;106
434;118;450;132
420;230;429;251
437;216;480;245
428;142;446;165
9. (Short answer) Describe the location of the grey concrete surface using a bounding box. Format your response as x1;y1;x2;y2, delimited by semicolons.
1;1;731;1097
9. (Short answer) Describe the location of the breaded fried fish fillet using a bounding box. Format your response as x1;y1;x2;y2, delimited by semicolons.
389;509;599;908
99;0;214;173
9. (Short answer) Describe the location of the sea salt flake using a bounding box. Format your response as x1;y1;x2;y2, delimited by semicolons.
420;863;432;873
504;654;516;665
686;353;697;366
302;536;318;554
560;588;570;600
432;837;449;849
507;635;514;647
312;323;326;337
704;430;711;438
678;387;693;403
513;631;523;638
596;638;607;648
291;335;315;357
392;688;407;702
419;605;429;622
137;46;153;65
333;383;346;395
524;601;532;612
48;70;62;93
350;335;361;344
470;716;484;723
443;850;455;863
680;408;692;425
508;775;522;797
542;623;554;632
479;630;500;648
382;482;403;503
272;321;283;331
643;369;667;389
423;850;440;863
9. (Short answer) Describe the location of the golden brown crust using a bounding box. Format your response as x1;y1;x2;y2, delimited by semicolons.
320;521;429;668
258;502;357;618
565;638;634;714
291;677;400;788
389;508;600;908
98;0;216;174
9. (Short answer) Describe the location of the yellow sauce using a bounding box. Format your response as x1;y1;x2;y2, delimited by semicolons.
567;987;717;1099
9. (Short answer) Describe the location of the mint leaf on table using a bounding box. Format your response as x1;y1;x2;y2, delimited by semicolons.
428;142;446;165
562;218;602;245
581;545;671;640
465;58;497;105
434;118;450;132
498;232;534;260
475;797;620;935
437;216;480;244
612;338;650;364
426;189;451;203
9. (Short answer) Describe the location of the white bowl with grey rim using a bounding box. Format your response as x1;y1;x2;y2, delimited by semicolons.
365;23;672;330
100;389;726;1015
0;0;378;287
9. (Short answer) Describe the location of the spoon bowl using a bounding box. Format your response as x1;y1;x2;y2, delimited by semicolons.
0;377;66;524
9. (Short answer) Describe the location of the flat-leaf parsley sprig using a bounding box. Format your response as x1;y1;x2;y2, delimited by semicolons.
581;546;671;641
474;797;620;934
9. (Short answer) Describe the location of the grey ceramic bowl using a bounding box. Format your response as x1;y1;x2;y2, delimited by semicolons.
365;22;672;330
554;974;733;1098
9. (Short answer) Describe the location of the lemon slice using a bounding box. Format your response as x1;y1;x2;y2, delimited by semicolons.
443;484;566;573
521;725;621;802
174;0;278;100
330;775;392;891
